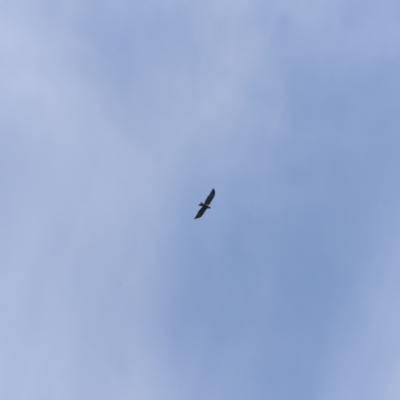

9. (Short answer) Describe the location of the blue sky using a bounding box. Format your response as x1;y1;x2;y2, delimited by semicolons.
1;1;400;399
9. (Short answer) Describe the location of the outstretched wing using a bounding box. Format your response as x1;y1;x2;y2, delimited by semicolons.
204;188;215;205
194;206;207;219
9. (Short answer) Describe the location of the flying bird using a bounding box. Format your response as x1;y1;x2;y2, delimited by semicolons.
194;188;215;219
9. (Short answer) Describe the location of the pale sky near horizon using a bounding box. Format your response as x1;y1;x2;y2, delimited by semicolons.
2;1;400;399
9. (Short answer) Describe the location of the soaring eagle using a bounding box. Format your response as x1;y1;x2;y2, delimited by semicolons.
194;189;215;219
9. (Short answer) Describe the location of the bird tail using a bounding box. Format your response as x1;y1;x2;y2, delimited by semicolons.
199;202;204;207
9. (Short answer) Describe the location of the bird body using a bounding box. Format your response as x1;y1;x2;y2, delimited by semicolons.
195;189;215;219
